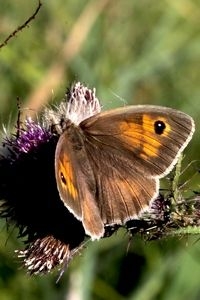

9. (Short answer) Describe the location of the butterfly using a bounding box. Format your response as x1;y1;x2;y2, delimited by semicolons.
55;105;195;240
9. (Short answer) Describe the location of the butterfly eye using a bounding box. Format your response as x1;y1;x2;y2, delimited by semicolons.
154;120;166;135
60;172;67;185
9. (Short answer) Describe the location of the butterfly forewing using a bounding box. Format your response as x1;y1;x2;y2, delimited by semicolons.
81;105;195;177
55;126;104;239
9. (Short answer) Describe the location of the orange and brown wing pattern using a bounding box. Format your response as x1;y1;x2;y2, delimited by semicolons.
80;105;194;226
55;106;194;238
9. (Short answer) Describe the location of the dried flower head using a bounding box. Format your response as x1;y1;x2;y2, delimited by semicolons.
44;81;101;132
16;235;84;275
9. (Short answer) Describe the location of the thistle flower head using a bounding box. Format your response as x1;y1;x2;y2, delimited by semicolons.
0;82;101;274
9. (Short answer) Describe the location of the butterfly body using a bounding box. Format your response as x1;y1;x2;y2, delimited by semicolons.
55;105;195;240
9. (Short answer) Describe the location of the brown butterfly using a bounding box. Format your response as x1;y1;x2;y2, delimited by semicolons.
55;105;195;240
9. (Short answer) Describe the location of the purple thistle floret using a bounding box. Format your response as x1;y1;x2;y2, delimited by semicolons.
15;119;52;154
2;118;52;159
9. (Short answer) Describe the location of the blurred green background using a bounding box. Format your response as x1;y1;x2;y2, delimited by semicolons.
0;0;200;299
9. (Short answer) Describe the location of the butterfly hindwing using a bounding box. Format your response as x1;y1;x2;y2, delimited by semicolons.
81;135;158;225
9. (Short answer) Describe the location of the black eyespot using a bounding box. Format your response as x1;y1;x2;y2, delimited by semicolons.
154;120;166;135
60;172;67;185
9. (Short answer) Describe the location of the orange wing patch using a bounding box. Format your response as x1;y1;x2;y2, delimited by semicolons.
59;153;78;199
141;115;171;159
119;115;172;160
